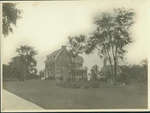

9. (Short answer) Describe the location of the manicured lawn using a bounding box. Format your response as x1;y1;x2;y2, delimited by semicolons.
3;79;147;109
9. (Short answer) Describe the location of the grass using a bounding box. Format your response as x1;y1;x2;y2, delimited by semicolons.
3;79;147;109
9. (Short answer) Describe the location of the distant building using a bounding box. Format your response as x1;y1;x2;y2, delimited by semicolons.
44;46;87;83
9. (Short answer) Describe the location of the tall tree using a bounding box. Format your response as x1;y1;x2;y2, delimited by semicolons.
3;3;21;37
85;8;135;83
9;45;38;80
16;45;37;76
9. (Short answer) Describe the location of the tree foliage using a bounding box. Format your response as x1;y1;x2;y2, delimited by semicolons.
3;3;21;37
16;45;37;77
9;56;27;81
120;62;148;84
68;35;87;56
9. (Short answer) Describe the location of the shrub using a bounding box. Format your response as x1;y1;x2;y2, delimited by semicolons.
119;64;147;84
90;81;100;88
70;82;81;88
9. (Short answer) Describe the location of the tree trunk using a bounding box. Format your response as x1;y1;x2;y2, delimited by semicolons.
106;50;114;79
114;57;117;84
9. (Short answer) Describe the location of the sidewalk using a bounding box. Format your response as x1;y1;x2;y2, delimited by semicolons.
2;89;43;111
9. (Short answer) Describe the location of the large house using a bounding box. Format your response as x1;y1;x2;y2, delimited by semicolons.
44;46;87;83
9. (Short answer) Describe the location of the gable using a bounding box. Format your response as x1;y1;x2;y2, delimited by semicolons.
55;49;72;65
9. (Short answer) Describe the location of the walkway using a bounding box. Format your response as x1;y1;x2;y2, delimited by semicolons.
2;89;43;111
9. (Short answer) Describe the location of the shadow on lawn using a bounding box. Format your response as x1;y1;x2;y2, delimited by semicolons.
3;79;148;109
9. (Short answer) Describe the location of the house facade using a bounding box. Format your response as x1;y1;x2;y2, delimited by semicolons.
44;46;87;83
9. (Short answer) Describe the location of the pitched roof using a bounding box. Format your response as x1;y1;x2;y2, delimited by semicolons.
45;46;84;64
46;49;62;62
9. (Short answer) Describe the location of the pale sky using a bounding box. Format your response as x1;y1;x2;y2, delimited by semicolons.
2;0;150;71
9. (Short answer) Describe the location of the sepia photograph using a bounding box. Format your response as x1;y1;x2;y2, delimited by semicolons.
1;0;149;111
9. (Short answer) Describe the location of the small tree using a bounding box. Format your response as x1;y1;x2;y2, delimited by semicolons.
91;64;99;80
141;59;148;83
